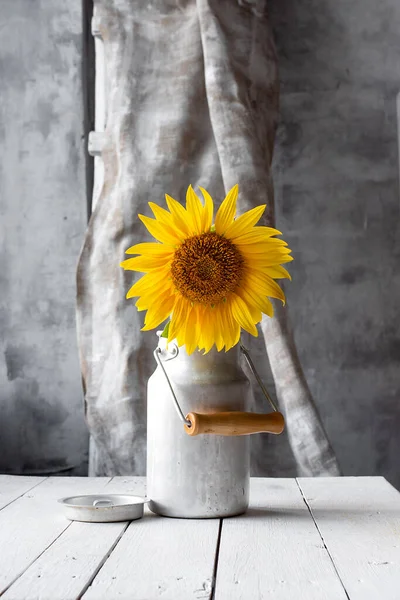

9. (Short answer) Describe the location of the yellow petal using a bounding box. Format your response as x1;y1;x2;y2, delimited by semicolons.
120;254;171;272
224;303;241;350
198;306;215;354
230;289;261;323
213;305;225;352
230;293;259;337
135;282;175;309
141;292;175;330
138;214;181;246
260;297;274;318
165;194;192;236
198;187;214;233
245;248;293;266
135;296;149;311
184;305;200;355
125;242;174;257
186;185;203;234
216;302;239;352
244;300;262;323
235;285;274;318
125;267;172;298
214;184;238;234
236;239;289;254
247;269;286;304
265;265;292;280
168;295;191;343
148;202;187;241
233;226;283;244
224;205;266;240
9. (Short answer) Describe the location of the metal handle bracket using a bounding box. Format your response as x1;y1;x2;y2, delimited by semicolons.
154;341;278;428
153;346;191;426
239;342;278;412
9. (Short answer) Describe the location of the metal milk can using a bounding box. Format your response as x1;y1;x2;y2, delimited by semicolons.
146;336;284;519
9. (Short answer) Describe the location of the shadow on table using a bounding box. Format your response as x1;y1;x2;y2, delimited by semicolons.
240;506;400;519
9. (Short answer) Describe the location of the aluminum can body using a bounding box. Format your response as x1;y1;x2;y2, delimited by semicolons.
147;339;250;518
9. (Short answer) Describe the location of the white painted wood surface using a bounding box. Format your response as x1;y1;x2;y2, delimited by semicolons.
0;475;47;511
214;478;347;599
298;476;400;600
1;478;144;600
82;507;219;600
0;477;111;596
0;476;399;600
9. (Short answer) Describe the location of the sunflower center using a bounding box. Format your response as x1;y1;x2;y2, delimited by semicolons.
170;232;244;305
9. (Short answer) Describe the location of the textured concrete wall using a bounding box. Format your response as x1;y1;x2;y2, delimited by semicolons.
0;1;88;474
270;0;400;488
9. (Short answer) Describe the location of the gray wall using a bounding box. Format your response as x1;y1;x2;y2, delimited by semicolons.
270;0;400;488
0;1;88;474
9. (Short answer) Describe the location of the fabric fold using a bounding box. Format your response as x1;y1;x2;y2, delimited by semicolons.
77;0;340;476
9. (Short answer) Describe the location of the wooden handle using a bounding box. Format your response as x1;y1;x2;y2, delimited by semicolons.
184;411;285;437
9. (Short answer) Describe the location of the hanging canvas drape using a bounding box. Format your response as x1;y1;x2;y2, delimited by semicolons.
77;0;340;477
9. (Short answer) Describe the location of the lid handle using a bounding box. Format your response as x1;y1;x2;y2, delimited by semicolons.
184;411;285;437
93;499;113;507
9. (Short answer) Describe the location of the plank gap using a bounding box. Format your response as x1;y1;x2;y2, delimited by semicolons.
0;476;49;514
0;520;72;597
296;478;351;600
77;521;130;599
210;519;223;600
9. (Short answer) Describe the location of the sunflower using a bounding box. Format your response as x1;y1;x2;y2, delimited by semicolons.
120;185;293;354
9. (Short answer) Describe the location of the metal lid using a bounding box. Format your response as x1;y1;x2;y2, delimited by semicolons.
58;494;148;523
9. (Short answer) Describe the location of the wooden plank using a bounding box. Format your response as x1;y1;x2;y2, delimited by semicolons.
298;476;400;600
2;477;145;600
214;478;347;600
0;475;47;511
0;476;112;596
91;6;106;213
92;11;107;132
88;131;106;157
81;484;220;600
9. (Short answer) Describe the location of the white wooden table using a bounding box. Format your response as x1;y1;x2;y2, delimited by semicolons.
0;476;399;599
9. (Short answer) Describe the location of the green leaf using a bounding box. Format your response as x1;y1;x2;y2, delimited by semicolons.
160;321;170;338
